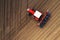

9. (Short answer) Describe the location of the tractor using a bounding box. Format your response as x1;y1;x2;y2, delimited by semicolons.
27;8;51;28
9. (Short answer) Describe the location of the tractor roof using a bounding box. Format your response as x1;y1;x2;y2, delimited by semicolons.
34;10;42;18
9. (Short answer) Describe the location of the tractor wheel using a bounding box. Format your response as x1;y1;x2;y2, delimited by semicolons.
27;12;32;16
32;9;36;12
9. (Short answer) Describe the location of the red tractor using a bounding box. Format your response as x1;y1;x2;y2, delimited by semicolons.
27;8;50;28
